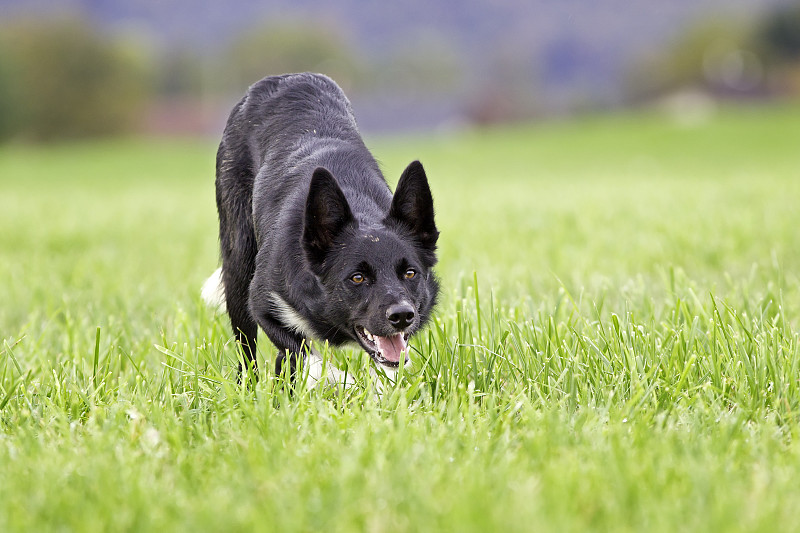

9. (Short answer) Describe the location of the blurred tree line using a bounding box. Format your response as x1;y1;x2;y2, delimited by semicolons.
627;2;800;101
0;15;460;142
0;18;149;141
0;4;798;142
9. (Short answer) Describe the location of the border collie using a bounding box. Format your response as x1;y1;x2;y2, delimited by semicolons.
202;73;439;384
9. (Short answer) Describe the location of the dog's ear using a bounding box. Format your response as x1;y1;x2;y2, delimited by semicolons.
303;167;355;267
386;160;439;263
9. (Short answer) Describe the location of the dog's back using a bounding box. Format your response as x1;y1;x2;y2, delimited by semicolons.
216;73;358;241
216;73;388;260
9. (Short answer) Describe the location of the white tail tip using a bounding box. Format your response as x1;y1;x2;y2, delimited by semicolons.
201;267;226;312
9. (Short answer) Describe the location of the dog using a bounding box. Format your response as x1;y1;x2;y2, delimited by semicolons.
202;73;439;384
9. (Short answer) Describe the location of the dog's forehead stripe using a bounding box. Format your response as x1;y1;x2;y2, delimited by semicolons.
355;230;409;254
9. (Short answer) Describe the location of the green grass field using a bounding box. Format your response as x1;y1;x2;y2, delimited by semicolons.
2;103;800;532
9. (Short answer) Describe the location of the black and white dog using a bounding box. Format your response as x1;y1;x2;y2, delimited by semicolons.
202;73;439;384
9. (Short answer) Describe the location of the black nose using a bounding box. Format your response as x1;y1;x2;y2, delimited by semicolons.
387;303;415;330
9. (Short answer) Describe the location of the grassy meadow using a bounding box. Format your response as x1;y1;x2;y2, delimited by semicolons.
2;103;800;531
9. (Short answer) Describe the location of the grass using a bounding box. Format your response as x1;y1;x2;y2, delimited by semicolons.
2;102;800;531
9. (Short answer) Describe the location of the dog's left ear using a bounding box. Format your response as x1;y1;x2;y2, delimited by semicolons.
386;160;439;263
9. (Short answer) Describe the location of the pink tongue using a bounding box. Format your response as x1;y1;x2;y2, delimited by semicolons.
375;333;407;363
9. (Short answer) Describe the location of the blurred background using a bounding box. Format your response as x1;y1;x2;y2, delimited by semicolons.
0;0;799;142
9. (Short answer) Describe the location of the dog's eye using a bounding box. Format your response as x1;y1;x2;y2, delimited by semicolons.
350;273;365;284
404;269;416;280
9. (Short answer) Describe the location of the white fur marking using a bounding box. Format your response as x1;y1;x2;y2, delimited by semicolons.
304;349;355;389
269;291;318;339
201;267;226;311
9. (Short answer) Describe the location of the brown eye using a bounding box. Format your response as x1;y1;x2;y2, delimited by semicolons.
350;273;365;284
404;269;416;280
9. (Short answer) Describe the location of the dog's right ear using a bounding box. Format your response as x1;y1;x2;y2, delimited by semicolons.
303;167;355;267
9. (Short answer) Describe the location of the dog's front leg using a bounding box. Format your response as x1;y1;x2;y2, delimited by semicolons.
252;312;353;388
248;312;305;376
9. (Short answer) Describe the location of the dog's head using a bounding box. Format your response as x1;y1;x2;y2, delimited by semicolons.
302;161;439;368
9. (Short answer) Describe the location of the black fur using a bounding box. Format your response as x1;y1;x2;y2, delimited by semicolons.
214;73;439;376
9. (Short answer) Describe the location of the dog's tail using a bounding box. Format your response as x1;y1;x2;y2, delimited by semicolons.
201;267;226;312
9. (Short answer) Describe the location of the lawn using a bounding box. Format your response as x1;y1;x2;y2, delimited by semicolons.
1;103;800;532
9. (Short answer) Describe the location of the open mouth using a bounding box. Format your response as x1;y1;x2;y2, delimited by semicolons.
355;326;410;368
